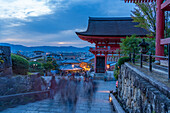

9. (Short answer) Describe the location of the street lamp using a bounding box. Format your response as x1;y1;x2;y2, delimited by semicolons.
138;39;149;54
138;39;149;67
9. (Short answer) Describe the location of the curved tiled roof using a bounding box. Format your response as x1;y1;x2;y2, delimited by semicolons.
61;59;80;64
76;17;150;37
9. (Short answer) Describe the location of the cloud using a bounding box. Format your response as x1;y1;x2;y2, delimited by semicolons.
0;0;60;20
0;0;101;20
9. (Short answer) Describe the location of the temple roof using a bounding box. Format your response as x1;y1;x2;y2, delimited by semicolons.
76;17;150;37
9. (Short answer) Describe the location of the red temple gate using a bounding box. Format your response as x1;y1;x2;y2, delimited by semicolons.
76;17;149;73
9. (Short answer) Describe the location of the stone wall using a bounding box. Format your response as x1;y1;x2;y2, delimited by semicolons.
0;46;12;76
0;74;48;111
118;63;170;113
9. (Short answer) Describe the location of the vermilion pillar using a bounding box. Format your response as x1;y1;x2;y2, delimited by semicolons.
94;54;96;73
156;0;165;58
105;54;107;72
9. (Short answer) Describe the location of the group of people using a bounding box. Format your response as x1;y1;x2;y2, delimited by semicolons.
49;74;98;112
60;71;88;78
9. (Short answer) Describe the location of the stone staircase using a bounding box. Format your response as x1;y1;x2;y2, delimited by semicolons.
93;73;105;80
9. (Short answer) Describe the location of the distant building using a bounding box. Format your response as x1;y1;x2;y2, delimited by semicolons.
33;51;45;56
46;53;63;61
30;51;46;61
61;59;80;66
62;53;77;60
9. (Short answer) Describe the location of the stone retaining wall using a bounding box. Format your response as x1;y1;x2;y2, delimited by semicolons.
0;74;48;111
0;46;12;76
118;63;170;113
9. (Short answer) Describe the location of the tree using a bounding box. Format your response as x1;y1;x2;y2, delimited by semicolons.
29;61;42;69
131;2;170;38
42;62;54;71
120;35;155;55
131;2;156;37
120;35;142;56
11;54;29;75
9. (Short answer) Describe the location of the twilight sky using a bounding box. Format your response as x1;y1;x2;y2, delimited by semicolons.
0;0;135;47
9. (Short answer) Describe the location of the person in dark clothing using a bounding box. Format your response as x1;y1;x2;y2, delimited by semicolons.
49;76;57;99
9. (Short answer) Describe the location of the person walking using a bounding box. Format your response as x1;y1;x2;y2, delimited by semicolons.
49;76;57;99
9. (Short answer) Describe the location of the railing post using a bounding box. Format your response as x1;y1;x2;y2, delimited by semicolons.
149;54;152;72
140;54;143;68
129;53;131;62
133;51;135;64
168;44;170;80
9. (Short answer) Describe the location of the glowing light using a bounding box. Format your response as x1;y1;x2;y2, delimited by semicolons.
107;65;110;69
97;90;110;93
116;81;118;88
72;65;74;68
109;96;112;102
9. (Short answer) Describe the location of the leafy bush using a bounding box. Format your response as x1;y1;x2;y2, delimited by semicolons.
29;61;42;69
11;54;29;75
120;35;142;55
42;62;54;71
114;69;119;80
113;57;130;80
118;57;130;66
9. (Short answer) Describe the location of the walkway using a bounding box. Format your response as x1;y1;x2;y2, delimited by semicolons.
0;80;116;113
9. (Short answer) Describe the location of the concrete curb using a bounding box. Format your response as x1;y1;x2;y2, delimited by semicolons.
109;93;125;113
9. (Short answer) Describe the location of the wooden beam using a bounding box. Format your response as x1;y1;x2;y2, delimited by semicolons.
124;0;156;3
161;0;170;11
160;38;170;45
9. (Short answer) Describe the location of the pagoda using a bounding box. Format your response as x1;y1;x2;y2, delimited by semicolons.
76;17;149;73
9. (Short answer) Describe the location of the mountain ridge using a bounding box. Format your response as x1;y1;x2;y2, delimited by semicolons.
0;43;92;53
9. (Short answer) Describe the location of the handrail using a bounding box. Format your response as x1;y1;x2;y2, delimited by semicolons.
0;90;49;100
129;52;170;79
151;55;168;59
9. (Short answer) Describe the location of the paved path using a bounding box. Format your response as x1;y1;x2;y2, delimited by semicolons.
1;80;116;113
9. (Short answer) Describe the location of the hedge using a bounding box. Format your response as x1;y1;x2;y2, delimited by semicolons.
11;54;29;75
118;57;130;66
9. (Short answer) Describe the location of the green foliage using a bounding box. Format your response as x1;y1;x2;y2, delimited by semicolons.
120;35;155;55
29;61;42;69
11;54;29;75
46;57;59;70
46;57;53;62
118;57;130;66
113;63;119;80
42;62;54;71
131;2;156;37
114;69;119;80
113;57;130;80
144;37;155;54
0;57;4;63
120;35;142;55
36;58;44;62
131;3;170;39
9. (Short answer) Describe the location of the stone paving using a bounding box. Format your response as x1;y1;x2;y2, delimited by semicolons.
1;80;116;113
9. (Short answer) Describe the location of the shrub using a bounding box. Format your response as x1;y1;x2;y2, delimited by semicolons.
29;61;42;69
113;57;129;80
114;69;119;80
118;57;130;66
42;62;54;71
11;54;29;75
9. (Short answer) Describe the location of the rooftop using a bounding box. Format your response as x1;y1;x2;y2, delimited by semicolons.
61;59;80;64
76;17;150;37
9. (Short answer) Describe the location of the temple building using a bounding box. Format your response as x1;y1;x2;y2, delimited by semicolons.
76;17;149;73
